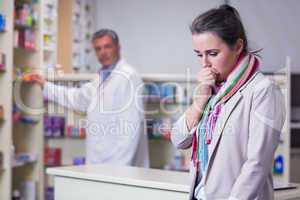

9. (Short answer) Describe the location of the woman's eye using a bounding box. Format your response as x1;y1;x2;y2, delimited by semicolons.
197;54;203;58
209;52;218;56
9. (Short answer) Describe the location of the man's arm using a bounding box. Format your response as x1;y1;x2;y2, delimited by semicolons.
30;73;94;112
43;81;94;112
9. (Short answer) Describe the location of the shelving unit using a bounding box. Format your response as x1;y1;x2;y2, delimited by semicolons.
41;0;58;71
0;0;14;199
291;122;300;129
142;74;196;171
12;0;44;199
57;0;94;73
264;67;291;184
43;75;92;199
45;95;88;163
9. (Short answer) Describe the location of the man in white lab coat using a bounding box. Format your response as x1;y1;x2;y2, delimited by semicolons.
32;29;149;167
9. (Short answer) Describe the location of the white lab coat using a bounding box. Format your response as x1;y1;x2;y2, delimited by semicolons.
43;59;149;167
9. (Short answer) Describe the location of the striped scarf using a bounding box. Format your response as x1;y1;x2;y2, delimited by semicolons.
191;53;259;175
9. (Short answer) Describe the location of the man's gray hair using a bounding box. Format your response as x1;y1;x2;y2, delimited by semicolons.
92;29;119;45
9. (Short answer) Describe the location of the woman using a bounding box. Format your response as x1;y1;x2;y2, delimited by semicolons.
171;5;285;200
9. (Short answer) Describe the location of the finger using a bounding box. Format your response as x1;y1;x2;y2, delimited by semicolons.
202;68;219;78
200;73;216;82
202;80;215;86
201;67;214;75
201;78;216;86
197;70;209;80
197;71;215;82
206;74;216;80
210;68;219;75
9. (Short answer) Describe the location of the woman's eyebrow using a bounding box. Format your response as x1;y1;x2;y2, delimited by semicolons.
194;49;219;54
206;49;219;52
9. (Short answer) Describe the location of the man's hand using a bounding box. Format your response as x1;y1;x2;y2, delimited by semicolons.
25;73;46;87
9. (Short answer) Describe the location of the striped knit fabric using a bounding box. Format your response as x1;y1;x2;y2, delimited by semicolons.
191;53;259;175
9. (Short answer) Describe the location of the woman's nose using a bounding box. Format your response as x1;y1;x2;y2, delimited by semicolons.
201;55;211;68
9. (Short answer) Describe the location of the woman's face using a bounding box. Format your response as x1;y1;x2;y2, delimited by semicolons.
192;32;243;82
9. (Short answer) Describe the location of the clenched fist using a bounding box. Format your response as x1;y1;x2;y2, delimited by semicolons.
186;67;219;130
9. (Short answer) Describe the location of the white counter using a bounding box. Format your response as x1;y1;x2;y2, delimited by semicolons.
47;164;300;200
48;164;190;192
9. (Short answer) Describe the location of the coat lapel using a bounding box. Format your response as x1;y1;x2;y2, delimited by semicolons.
96;59;125;91
202;72;261;183
203;91;243;183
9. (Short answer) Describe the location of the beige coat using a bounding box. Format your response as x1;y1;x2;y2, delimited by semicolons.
172;72;286;200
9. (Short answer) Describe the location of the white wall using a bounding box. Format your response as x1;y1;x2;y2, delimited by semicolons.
93;0;300;74
93;0;224;74
231;0;300;73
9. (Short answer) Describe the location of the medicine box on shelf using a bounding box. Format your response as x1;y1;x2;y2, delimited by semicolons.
0;151;3;170
0;105;4;121
0;52;6;72
0;14;6;32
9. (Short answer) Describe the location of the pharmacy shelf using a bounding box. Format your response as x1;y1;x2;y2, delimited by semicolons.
291;122;300;129
57;0;94;73
46;73;96;82
0;1;14;199
1;1;96;199
12;0;45;199
142;73;197;83
45;136;85;140
46;73;196;83
265;67;291;183
143;76;196;170
44;79;87;195
12;160;38;168
41;0;58;74
14;24;37;30
14;46;38;53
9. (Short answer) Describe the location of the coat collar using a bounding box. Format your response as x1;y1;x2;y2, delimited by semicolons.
95;59;126;86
